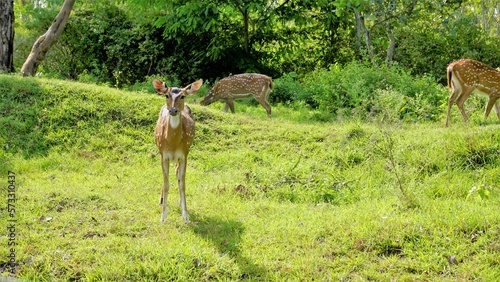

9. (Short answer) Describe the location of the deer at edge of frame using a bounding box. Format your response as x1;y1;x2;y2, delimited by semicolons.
446;59;500;127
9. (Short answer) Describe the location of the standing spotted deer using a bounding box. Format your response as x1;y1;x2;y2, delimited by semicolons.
200;73;273;117
153;78;202;223
446;59;500;126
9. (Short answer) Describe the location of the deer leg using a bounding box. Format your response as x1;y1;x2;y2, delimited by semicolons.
225;100;235;113
176;157;190;223
257;98;272;118
264;86;272;118
446;86;461;127
455;88;473;123
160;155;170;222
493;100;500;120
484;96;500;119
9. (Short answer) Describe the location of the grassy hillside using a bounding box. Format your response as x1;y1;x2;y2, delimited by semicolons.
1;75;499;281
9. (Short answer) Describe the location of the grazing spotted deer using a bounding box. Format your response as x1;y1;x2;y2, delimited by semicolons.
446;59;500;126
153;78;202;223
200;73;273;117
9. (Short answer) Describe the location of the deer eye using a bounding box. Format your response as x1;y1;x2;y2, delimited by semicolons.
165;94;170;99
180;96;185;100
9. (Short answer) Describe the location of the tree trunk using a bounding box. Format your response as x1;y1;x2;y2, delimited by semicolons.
236;2;250;55
377;14;396;65
243;8;249;55
481;0;488;30
353;9;375;63
354;9;362;48
0;0;15;73
385;25;395;65
20;0;75;76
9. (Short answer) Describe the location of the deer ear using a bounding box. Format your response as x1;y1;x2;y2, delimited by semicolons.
152;79;168;94
184;79;203;95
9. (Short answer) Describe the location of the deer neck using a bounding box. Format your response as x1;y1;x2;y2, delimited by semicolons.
156;108;185;151
164;114;184;144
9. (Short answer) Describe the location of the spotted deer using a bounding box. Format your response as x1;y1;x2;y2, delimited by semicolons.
200;73;273;117
446;59;500;126
153;78;202;223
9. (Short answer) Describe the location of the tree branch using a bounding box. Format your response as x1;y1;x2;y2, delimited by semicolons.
20;0;75;76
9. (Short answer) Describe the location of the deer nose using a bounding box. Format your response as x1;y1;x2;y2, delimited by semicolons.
169;108;178;116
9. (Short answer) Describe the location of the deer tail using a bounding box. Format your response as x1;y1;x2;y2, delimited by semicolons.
446;65;453;89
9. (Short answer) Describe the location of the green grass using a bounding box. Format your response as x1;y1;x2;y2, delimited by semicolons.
1;74;500;281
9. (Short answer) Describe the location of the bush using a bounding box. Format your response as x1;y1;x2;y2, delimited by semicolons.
41;3;278;87
395;14;500;84
275;62;449;121
271;72;304;104
43;4;170;87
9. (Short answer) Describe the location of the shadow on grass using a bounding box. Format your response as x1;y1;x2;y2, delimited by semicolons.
190;214;268;280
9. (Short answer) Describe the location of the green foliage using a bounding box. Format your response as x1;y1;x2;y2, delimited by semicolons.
467;185;492;201
272;62;448;122
13;0;62;70
43;4;170;87
395;13;500;84
12;0;500;89
150;0;286;80
269;72;302;103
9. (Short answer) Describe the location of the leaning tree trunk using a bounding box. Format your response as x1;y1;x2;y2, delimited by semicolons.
20;0;75;76
353;9;375;64
379;17;395;65
0;0;15;73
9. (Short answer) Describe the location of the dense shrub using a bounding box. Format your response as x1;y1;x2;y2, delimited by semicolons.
394;15;500;84
43;5;169;87
41;3;277;87
269;72;303;104
272;62;448;121
13;0;500;91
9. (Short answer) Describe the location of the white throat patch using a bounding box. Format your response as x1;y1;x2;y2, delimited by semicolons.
169;114;181;128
